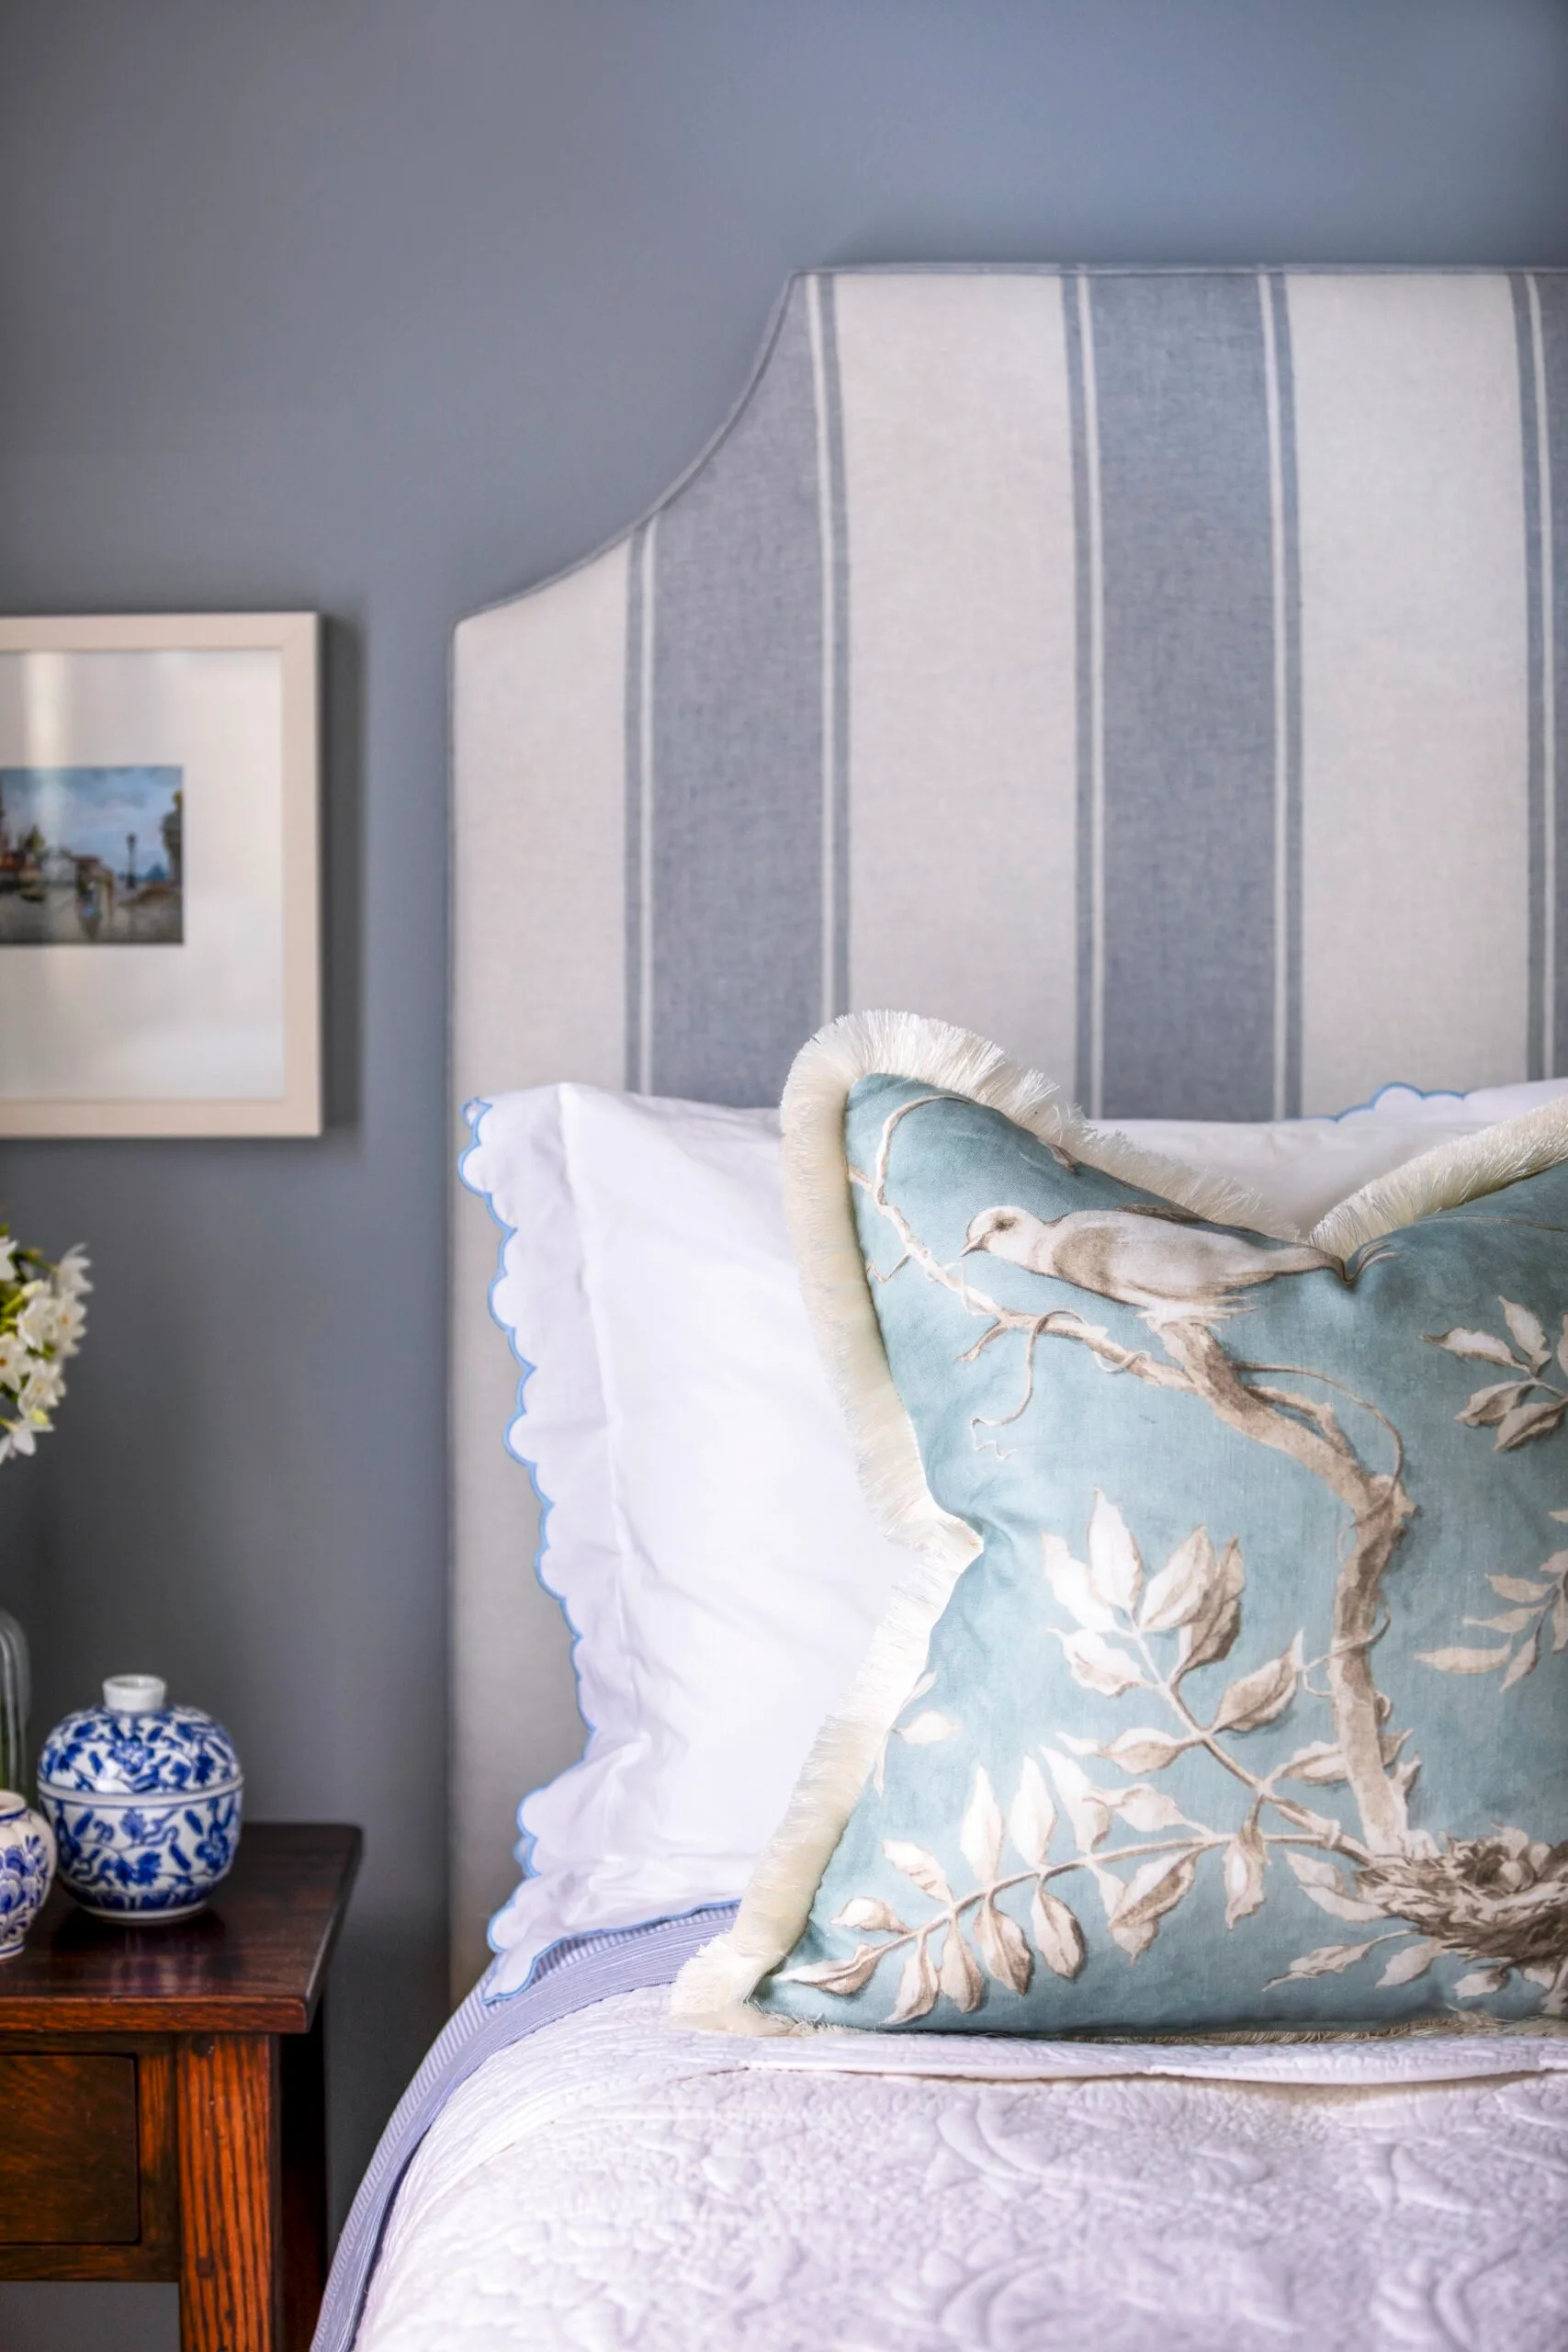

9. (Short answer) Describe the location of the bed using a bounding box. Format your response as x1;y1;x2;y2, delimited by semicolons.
315;265;1568;2349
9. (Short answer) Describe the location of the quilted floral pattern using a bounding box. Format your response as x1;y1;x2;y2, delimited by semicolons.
355;1989;1568;2351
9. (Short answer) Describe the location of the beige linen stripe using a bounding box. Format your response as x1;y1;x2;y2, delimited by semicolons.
1291;273;1530;1111
450;542;629;1992
837;272;1079;1080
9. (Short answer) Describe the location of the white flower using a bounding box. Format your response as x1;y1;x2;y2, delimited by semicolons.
0;1234;88;1463
16;1294;62;1352
53;1248;92;1300
19;1363;62;1415
50;1295;86;1357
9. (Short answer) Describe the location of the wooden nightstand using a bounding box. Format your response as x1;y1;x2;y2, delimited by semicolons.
0;1820;361;2352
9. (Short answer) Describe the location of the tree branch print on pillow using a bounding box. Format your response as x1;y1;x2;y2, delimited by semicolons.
795;1094;1568;2024
1421;1305;1568;1690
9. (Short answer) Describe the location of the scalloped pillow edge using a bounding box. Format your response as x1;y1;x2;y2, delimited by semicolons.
670;1010;1568;2036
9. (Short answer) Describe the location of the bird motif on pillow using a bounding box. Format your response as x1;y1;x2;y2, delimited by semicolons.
962;1203;1342;1323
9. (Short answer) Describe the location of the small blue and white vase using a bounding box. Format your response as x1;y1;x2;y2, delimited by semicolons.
38;1675;243;1922
0;1789;55;1957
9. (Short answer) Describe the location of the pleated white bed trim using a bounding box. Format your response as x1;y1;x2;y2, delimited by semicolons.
670;1012;1568;2035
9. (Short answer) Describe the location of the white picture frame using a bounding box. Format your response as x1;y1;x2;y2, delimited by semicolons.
0;612;321;1137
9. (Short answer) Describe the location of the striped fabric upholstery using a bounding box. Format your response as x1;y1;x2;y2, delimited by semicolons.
449;266;1568;1987
457;266;1568;1125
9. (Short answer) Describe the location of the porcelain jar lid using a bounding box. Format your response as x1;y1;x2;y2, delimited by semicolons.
103;1673;166;1713
38;1675;243;1799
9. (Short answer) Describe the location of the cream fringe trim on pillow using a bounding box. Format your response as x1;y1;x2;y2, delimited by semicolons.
670;1012;1568;2035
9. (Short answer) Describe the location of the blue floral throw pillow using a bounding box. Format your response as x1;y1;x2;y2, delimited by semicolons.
675;1014;1568;2041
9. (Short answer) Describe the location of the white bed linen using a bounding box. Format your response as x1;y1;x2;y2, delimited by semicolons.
468;1077;1568;1996
355;1987;1568;2350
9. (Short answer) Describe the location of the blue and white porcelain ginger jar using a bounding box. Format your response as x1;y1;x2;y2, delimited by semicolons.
0;1789;54;1956
39;1675;243;1922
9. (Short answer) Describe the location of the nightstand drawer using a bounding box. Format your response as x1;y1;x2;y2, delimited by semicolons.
0;2053;141;2243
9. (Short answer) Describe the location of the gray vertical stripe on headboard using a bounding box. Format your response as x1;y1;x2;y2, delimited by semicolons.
624;514;653;1092
1532;273;1568;1078
635;288;827;1105
1267;270;1305;1123
810;272;852;1031
1092;272;1280;1121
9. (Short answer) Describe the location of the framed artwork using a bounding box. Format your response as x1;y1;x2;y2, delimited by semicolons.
0;613;320;1136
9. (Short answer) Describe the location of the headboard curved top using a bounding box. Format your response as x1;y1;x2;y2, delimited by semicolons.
457;264;1568;1129
450;265;1568;1987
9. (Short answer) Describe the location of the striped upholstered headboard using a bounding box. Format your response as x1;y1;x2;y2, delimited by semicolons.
449;266;1567;1988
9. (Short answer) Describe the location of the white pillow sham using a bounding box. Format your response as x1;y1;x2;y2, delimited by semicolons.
466;1086;913;1996
465;1073;1568;1997
1122;1079;1568;1236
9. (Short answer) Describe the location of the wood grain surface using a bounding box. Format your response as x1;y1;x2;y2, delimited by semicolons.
0;2038;178;2281
0;2052;140;2243
0;1821;358;2339
177;2032;281;2352
0;1822;361;2033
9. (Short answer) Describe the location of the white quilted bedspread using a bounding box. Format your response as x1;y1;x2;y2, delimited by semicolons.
356;1989;1568;2351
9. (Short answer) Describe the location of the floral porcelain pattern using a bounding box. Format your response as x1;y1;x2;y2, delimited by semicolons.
39;1698;242;1796
760;1080;1568;2036
0;1791;55;1953
39;1684;242;1917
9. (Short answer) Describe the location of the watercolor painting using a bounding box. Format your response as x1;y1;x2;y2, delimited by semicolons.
0;766;184;944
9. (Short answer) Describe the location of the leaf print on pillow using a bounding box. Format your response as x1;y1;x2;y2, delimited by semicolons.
1106;1853;1199;1960
782;1945;887;1995
1030;1885;1086;1978
1138;1527;1224;1634
833;1896;908;1934
938;1922;984;2011
1266;1940;1382;1985
1087;1492;1144;1615
1006;1758;1055;1870
1113;1785;1188;1834
974;1896;1033;1991
737;1057;1568;2039
775;1388;1568;2022
1060;1630;1145;1697
1100;1727;1190;1775
1043;1750;1114;1852
1416;1644;1514;1675
1427;1328;1524;1368
883;1842;953;1905
1176;1542;1247;1679
898;1711;957;1746
1377;1937;1440;1988
1041;1532;1117;1632
888;1939;938;2025
959;1768;1005;1884
1425;1310;1568;1693
1501;1300;1552;1369
1210;1638;1303;1735
1427;1300;1568;1450
1223;1823;1268;1928
1279;1741;1349;1787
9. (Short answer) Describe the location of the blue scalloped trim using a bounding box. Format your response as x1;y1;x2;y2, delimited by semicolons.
457;1100;588;1919
1327;1080;1470;1121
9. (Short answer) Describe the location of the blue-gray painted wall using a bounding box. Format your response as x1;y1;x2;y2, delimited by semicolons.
1;5;1565;2343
